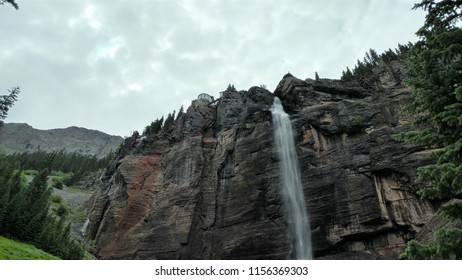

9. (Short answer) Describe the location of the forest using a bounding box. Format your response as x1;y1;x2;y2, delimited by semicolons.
3;150;114;186
0;165;84;259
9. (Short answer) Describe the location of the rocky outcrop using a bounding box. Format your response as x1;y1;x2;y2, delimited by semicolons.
277;75;435;258
85;75;435;259
0;123;123;158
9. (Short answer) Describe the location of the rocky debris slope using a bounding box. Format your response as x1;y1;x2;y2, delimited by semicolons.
0;123;123;158
85;73;435;259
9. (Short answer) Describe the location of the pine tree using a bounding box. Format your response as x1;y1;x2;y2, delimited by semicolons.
401;0;462;260
341;67;354;82
226;84;237;92
0;163;15;231
144;116;164;135
0;86;19;126
162;111;175;133
0;0;19;10
154;116;164;134
0;160;84;259
21;169;51;241
175;105;184;122
368;48;380;65
1;168;27;238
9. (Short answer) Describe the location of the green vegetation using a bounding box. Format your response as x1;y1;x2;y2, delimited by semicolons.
73;207;88;223
340;44;412;85
0;236;60;260
51;197;71;219
50;170;75;189
0;163;84;259
50;193;71;219
0;86;19;127
400;0;462;260
4;150;114;185
23;169;39;176
175;105;184;122
144;116;164;135
162;111;176;134
226;84;237;92
143;105;184;136
315;71;320;81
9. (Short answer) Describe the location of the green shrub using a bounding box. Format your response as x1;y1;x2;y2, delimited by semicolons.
54;204;69;218
72;207;87;223
24;170;39;176
51;195;62;203
53;180;64;189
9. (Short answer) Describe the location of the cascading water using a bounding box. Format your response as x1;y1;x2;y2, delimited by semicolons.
81;218;90;235
271;97;313;260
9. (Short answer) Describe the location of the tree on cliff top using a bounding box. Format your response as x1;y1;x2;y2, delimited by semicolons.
401;0;462;260
0;0;19;10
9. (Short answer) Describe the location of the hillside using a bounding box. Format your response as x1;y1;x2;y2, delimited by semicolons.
0;123;123;158
0;236;60;260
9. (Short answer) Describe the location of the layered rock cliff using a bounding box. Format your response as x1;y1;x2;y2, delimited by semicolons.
85;72;436;259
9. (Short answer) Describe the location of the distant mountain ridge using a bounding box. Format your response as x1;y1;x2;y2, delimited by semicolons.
0;123;124;158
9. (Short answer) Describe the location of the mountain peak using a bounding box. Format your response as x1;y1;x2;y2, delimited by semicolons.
0;123;123;158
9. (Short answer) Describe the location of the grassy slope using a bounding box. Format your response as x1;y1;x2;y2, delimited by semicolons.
0;236;60;260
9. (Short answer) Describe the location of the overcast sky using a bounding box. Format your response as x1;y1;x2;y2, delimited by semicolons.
2;0;426;137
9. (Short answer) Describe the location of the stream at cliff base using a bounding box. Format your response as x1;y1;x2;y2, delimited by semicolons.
271;97;313;260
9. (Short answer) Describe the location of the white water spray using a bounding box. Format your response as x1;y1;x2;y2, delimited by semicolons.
81;218;89;235
271;97;313;260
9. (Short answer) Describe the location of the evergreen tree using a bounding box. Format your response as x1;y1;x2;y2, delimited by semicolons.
401;0;462;260
162;111;175;133
0;163;18;231
368;48;380;64
0;0;19;10
20;169;51;241
5;150;113;184
175;105;184;122
341;67;354;82
0;86;19;126
0;161;84;259
226;84;237;92
154;116;164;134
1;166;27;238
144;117;164;135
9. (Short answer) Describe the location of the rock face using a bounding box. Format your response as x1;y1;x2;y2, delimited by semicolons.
86;75;435;259
0;123;123;158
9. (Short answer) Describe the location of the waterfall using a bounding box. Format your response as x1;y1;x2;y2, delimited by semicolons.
81;218;90;235
271;97;313;260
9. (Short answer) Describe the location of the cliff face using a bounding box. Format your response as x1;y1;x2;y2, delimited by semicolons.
0;123;123;158
86;74;435;259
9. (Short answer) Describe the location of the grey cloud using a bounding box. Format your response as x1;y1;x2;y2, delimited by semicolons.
3;0;425;136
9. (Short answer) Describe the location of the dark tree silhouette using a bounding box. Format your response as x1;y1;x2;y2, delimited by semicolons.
0;0;19;10
0;86;20;127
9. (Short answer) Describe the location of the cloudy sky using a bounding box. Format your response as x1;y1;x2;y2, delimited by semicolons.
2;0;426;137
